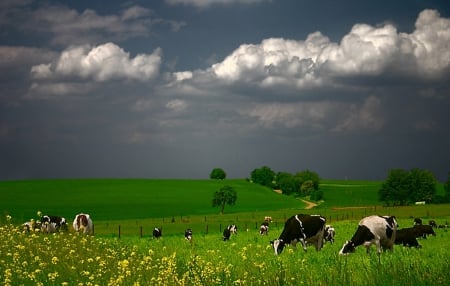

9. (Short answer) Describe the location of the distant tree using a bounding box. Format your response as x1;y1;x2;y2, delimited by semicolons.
210;168;226;180
407;168;436;203
379;169;410;206
274;172;296;195
250;166;275;188
294;170;320;193
300;180;315;196
212;185;237;214
445;173;450;202
379;168;437;206
310;188;324;201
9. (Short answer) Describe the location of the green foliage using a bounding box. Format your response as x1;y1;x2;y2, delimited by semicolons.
379;168;437;206
445;173;450;202
274;172;297;195
212;185;237;214
295;170;320;191
209;168;226;180
250;166;275;188
309;188;323;201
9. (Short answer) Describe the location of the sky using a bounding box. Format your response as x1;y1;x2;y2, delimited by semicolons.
1;0;449;181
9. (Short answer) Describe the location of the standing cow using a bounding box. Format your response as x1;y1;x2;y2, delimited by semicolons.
72;213;93;235
153;227;162;239
339;215;397;255
41;215;68;233
270;214;326;255
223;224;237;241
259;222;270;235
185;228;193;241
324;225;336;244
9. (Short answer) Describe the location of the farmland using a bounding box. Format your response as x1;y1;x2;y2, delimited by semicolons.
1;179;450;285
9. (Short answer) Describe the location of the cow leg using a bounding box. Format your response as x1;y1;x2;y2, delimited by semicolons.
299;238;307;251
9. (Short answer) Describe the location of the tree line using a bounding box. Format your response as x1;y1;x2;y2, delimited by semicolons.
209;167;450;214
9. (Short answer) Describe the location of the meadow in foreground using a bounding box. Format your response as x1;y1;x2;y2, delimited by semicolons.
1;215;450;286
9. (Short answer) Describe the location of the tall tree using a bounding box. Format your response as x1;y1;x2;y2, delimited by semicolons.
210;168;226;180
445;172;450;202
212;185;237;214
294;170;320;194
250;166;275;188
274;172;296;195
379;168;437;206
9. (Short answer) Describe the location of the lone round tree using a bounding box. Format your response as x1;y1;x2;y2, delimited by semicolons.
212;185;237;214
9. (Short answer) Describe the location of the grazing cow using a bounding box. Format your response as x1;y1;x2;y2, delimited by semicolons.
339;215;397;255
429;220;437;228
395;228;421;248
324;225;336;244
227;224;238;235
264;216;273;223
414;224;436;239
270;214;326;255
72;213;93;235
414;218;422;225
259;222;269;235
185;228;193;241
41;215;67;233
153;227;162;239
223;227;231;241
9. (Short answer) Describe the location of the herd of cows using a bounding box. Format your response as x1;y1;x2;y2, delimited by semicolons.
21;212;447;256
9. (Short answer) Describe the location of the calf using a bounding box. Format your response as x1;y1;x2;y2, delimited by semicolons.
72;213;93;235
270;214;326;255
185;228;193;241
153;227;162;239
339;215;397;255
395;228;421;248
324;225;336;244
41;215;67;233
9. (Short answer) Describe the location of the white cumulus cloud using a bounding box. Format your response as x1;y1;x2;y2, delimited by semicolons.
31;43;162;82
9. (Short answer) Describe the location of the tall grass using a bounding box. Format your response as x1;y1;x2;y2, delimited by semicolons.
1;215;449;286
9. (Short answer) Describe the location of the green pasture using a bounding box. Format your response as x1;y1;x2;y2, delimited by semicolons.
1;179;449;237
0;179;305;223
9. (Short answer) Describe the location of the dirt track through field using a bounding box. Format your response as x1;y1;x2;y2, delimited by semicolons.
301;199;317;209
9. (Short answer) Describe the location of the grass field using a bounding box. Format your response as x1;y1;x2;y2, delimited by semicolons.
1;178;450;285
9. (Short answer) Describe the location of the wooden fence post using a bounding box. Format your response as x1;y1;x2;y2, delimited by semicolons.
118;225;121;239
140;226;143;238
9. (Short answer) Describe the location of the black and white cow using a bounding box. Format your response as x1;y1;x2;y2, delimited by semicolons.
259;222;269;235
270;214;326;255
153;227;162;239
324;225;336;244
413;224;436;239
413;218;422;225
185;228;193;241
23;220;41;233
41;215;68;233
73;213;93;235
223;224;237;241
227;224;238;234
339;215;397;255
429;220;437;228
395;227;421;248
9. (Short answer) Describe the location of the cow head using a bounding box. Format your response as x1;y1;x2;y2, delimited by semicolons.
339;240;356;255
270;239;286;255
